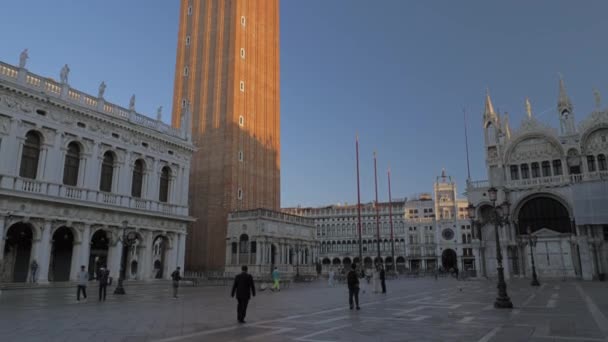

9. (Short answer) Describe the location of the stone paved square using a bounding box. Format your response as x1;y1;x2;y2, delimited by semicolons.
1;278;607;341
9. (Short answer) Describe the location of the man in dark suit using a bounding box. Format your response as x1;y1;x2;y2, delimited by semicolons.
347;263;360;310
231;265;256;323
380;265;386;294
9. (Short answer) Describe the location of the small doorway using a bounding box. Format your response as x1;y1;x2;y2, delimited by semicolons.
50;227;74;282
441;249;457;271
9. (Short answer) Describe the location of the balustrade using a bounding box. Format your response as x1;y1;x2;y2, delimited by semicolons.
0;61;184;140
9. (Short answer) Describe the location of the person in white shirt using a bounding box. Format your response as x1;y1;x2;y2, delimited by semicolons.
76;265;88;301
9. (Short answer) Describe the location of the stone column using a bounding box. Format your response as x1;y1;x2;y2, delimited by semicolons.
472;243;481;277
142;232;154;279
86;143;101;190
34;221;52;284
178;233;185;271
181;165;190;206
108;233;123;280
0;215;6;261
235;243;240;265
226;240;233;266
168;234;179;272
79;224;91;271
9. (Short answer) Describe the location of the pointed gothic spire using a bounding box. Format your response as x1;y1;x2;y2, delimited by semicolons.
484;88;496;118
503;112;512;140
525;97;533;118
558;74;572;112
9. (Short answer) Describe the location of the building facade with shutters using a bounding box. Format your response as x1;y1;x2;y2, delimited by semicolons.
0;57;194;283
283;170;475;275
466;79;608;281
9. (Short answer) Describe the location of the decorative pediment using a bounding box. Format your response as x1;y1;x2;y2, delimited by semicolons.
513;117;558;140
578;109;608;139
506;136;563;163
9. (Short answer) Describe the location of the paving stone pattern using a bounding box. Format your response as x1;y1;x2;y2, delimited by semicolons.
1;278;607;341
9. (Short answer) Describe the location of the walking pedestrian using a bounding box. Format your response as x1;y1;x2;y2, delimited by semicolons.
347;263;360;310
98;267;109;301
380;265;386;294
271;267;280;292
231;265;255;323
372;265;381;293
77;265;88;301
171;266;182;298
30;260;38;283
328;269;335;287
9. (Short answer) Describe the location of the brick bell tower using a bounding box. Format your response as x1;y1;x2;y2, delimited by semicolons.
171;0;281;271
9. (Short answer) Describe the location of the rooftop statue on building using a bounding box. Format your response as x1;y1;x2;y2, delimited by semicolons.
129;94;136;111
60;64;70;84
157;106;163;121
19;49;28;68
593;88;601;109
98;81;106;99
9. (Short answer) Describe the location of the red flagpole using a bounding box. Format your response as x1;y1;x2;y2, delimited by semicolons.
388;167;396;273
356;135;363;266
374;152;381;263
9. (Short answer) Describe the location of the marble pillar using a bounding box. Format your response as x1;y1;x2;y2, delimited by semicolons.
34;221;52;284
0;215;6;261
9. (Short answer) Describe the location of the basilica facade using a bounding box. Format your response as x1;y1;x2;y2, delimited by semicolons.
0;54;194;283
467;78;608;281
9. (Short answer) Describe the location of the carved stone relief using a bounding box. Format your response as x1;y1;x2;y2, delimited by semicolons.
508;137;562;163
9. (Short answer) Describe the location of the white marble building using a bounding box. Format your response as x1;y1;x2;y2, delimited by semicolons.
0;53;194;283
467;79;608;281
224;209;318;279
284;170;475;274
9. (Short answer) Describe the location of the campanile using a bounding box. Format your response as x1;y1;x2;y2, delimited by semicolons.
171;0;280;271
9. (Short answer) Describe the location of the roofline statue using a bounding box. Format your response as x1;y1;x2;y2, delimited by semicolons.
19;49;29;69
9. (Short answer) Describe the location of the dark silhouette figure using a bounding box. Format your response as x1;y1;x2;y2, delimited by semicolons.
347;264;360;310
231;265;256;323
380;266;386;294
98;268;109;301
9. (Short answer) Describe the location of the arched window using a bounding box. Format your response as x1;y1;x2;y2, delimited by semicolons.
510;165;519;180
159;166;171;202
63;142;80;186
553;159;563;176
239;234;249;253
99;152;114;192
20;131;41;179
131;159;145;198
520;164;530;179
587;155;596;172
531;162;540;178
541;161;551;177
598;154;607;171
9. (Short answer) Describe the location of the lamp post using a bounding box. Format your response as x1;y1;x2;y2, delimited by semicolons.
113;221;137;295
526;226;540;286
468;187;513;309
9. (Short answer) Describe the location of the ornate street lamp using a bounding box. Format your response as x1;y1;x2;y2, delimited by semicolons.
468;188;513;309
527;226;540;286
114;221;138;295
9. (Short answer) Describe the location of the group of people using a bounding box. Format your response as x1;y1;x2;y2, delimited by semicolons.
75;265;111;302
344;263;386;310
74;265;183;302
327;264;386;294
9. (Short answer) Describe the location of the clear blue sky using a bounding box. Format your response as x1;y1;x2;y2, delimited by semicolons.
2;1;607;208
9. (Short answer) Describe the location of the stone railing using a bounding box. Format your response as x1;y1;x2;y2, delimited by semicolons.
404;217;435;224
229;208;315;226
0;174;188;217
467;179;490;189
0;61;184;140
